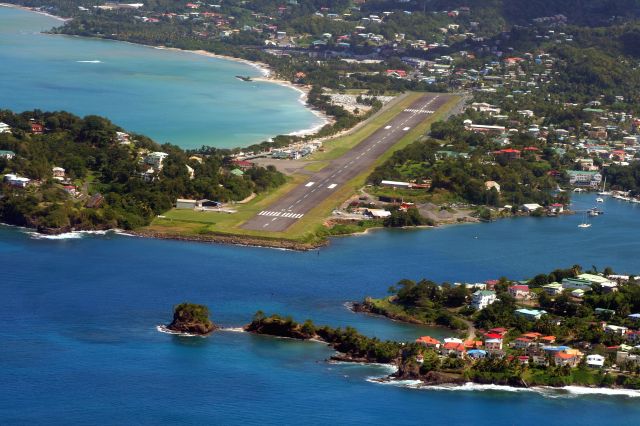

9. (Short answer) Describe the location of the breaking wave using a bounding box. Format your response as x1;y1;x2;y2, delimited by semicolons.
365;380;640;398
25;230;111;240
156;325;205;337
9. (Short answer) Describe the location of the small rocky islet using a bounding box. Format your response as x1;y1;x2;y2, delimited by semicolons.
165;303;218;335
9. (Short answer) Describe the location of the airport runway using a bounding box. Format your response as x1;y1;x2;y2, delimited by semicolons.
241;93;454;232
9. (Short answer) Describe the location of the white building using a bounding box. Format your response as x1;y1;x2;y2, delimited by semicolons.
471;290;497;310
116;131;131;145
52;167;65;178
365;208;391;218
586;354;605;368
0;122;11;133
176;198;197;209
604;324;628;335
522;203;543;212
0;150;15;159
3;173;30;188
567;171;602;188
485;338;503;353
144;152;169;169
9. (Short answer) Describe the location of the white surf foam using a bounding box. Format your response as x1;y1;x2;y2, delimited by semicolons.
329;360;399;375
25;230;111;240
557;386;640;398
156;325;205;337
220;327;245;333
112;229;136;237
26;231;84;240
366;378;423;387
366;379;640;398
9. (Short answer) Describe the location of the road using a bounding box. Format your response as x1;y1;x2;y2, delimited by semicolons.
241;93;455;232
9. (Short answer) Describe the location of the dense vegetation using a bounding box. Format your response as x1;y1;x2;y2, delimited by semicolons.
0;110;286;231
246;312;401;363
167;302;217;335
355;279;470;330
604;163;640;195
359;265;640;346
246;311;640;389
368;118;572;207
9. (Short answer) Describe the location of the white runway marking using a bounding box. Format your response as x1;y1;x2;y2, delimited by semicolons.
384;125;392;129
403;127;410;131
257;210;304;219
405;109;434;114
305;181;315;187
327;184;337;189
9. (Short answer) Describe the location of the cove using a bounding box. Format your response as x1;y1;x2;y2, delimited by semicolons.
0;6;324;149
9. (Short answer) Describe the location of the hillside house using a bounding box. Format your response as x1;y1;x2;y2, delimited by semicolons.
471;290;497;310
508;285;530;299
416;336;441;349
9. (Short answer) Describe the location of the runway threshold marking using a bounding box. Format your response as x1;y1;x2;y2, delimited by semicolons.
305;182;315;187
258;210;304;219
327;184;337;189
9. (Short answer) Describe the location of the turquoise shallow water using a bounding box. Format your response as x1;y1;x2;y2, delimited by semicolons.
0;6;323;149
2;194;640;424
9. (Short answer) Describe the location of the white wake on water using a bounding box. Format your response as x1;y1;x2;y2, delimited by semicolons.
76;60;102;63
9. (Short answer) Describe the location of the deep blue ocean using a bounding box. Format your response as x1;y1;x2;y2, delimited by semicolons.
0;7;323;148
2;194;640;424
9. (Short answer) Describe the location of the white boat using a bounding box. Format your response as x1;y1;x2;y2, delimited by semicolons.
578;212;591;228
597;177;610;196
596;197;604;203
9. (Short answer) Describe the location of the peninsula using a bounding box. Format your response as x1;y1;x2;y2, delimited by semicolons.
6;2;640;249
247;265;640;390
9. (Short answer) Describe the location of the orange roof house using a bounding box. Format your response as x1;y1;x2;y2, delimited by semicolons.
416;336;441;348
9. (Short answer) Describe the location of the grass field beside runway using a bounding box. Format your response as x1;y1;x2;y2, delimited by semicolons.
143;93;462;245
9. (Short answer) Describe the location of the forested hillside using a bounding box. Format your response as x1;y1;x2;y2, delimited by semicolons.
0;110;285;231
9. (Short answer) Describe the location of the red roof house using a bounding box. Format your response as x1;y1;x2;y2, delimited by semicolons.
30;123;44;134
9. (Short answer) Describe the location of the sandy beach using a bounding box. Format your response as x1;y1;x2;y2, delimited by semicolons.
1;3;331;141
130;45;332;138
0;2;69;21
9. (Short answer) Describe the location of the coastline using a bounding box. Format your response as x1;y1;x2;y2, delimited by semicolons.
129;229;328;251
155;46;332;137
245;318;640;395
0;3;331;142
0;2;69;22
369;377;640;397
